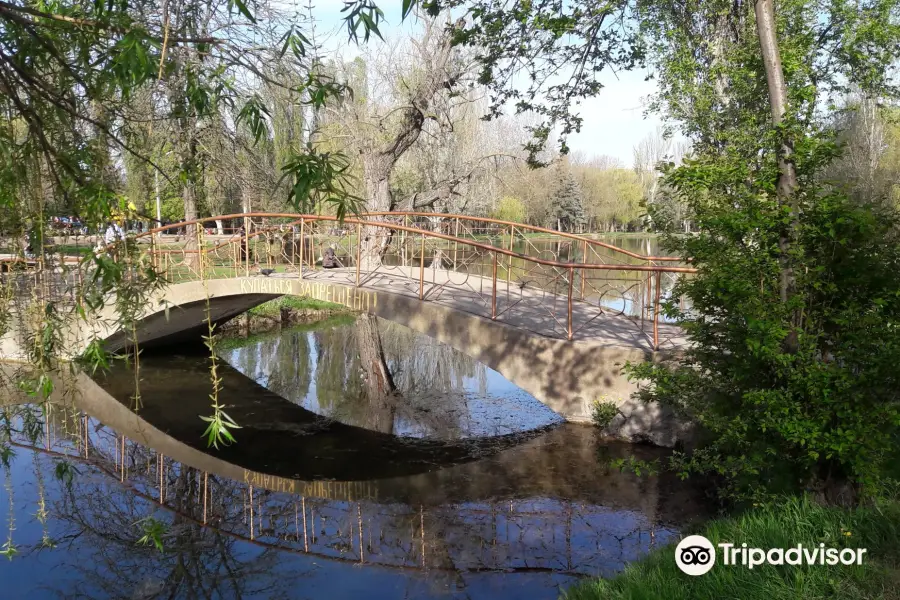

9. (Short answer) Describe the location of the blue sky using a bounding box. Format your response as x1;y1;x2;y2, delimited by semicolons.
305;0;663;167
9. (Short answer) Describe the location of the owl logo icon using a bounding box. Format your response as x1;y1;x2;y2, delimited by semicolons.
675;535;716;575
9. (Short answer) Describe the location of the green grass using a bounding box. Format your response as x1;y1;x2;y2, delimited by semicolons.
246;295;346;317
48;244;93;256
217;313;356;349
564;496;900;600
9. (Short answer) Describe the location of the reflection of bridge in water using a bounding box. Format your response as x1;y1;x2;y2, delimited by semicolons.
17;436;675;579
0;365;703;582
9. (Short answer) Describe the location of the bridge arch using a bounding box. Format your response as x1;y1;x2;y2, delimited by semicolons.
86;277;684;446
1;213;693;446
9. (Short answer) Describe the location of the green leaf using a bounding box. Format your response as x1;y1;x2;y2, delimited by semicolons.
229;0;257;23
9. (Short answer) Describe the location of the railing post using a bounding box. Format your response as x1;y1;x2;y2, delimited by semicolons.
645;273;652;320
453;217;459;271
419;234;426;300
148;233;156;272
196;223;204;279
154;224;161;268
241;221;249;278
491;252;498;320
580;239;588;300
243;213;251;273
298;218;305;279
404;214;410;268
506;225;514;290
232;238;238;277
567;266;574;340
355;221;362;286
653;270;662;350
266;223;273;269
288;225;295;270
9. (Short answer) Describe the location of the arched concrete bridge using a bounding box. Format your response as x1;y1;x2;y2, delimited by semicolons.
0;213;696;445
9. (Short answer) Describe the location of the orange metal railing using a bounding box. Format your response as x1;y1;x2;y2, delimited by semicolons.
127;213;695;350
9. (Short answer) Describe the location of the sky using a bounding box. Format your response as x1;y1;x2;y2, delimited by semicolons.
303;0;665;168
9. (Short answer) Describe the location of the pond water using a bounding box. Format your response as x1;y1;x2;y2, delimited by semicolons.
218;316;564;438
0;316;706;599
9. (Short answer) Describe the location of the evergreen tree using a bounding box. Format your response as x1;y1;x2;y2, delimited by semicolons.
550;167;586;232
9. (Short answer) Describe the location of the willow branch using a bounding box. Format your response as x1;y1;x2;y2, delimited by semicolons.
0;1;223;45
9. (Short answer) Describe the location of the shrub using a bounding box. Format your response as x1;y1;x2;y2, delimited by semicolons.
631;156;900;502
590;399;619;429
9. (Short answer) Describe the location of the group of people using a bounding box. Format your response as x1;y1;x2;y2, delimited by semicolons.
49;216;88;235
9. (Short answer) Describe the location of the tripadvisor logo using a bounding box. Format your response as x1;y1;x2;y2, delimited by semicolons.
675;535;716;576
675;535;867;576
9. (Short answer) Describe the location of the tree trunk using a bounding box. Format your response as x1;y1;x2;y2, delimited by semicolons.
168;48;201;273
754;0;799;319
355;313;396;434
359;154;394;269
181;153;200;272
356;20;459;270
180;156;200;272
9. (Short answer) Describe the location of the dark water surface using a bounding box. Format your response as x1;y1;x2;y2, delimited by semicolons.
0;317;705;599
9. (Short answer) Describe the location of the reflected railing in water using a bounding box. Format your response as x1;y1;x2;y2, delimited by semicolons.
2;399;702;586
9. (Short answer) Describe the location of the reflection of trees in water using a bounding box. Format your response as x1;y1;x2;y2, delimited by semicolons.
311;321;361;414
311;317;476;436
3;407;680;595
47;472;290;599
224;317;492;438
10;415;297;598
379;320;486;397
354;314;397;434
226;329;313;403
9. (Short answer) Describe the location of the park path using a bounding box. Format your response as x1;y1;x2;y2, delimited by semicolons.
265;265;686;351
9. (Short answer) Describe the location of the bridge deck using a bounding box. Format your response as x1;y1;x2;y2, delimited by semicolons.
265;266;686;351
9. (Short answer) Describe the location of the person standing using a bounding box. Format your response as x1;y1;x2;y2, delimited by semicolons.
104;223;117;245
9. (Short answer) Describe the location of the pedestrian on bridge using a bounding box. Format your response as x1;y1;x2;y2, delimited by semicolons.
323;244;338;268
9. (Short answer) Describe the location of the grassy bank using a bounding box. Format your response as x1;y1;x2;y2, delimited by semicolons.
247;296;350;317
245;295;346;317
565;496;900;600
